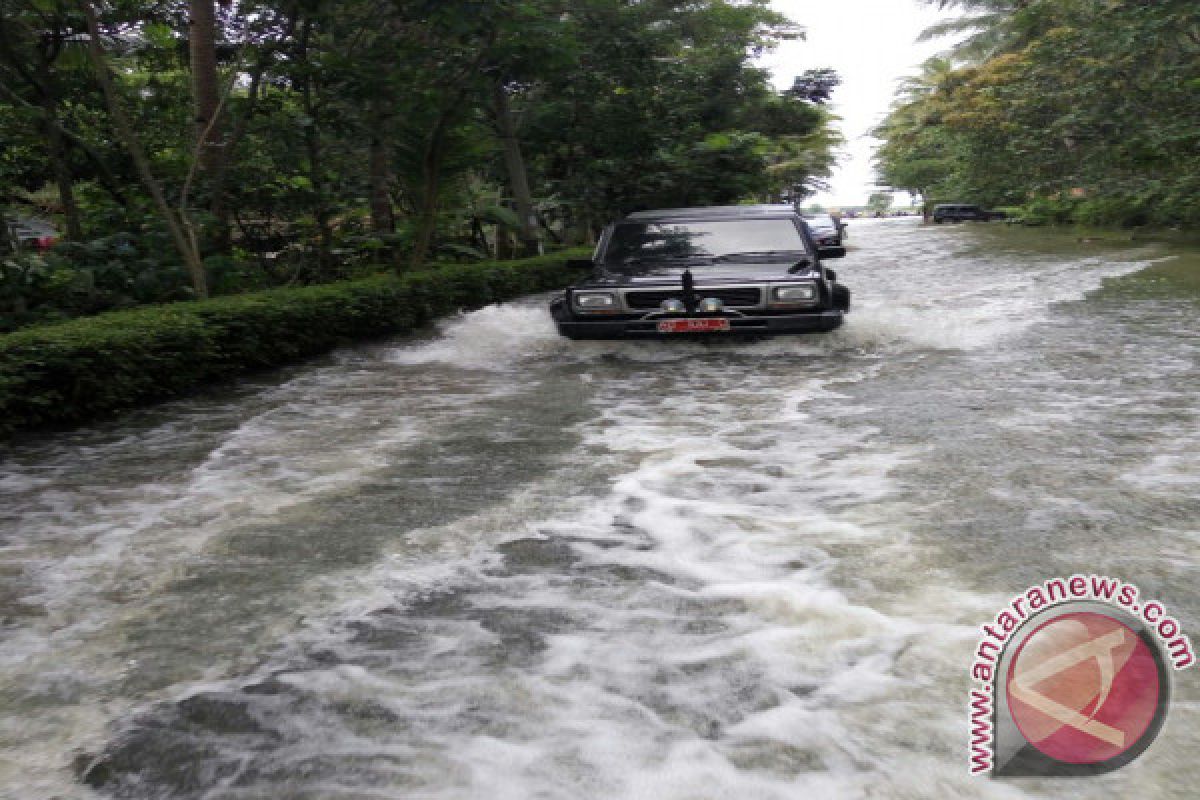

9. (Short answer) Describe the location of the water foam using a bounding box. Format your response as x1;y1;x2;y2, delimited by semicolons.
5;221;1182;800
384;235;1165;375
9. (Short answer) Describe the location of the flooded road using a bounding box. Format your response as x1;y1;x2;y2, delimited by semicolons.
2;219;1198;798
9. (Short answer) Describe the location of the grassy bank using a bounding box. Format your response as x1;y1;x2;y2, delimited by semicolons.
0;249;590;438
995;196;1198;236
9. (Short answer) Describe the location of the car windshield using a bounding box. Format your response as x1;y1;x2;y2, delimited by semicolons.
804;214;836;230
603;218;808;268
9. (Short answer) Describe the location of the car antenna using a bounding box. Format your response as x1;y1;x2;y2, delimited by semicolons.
682;269;697;312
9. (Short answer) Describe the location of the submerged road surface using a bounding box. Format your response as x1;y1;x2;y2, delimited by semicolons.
2;219;1198;798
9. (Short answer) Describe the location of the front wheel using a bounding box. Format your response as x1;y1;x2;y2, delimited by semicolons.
832;283;850;312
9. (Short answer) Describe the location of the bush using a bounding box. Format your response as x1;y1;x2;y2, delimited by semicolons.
0;248;589;436
1017;196;1081;227
0;231;198;332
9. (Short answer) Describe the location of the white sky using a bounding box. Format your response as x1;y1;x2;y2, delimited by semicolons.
760;0;957;208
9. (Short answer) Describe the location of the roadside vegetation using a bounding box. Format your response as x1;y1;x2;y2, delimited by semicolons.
1;0;843;332
0;248;589;436
873;0;1199;229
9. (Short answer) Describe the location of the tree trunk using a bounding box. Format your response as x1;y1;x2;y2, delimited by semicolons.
408;112;450;270
83;1;208;297
188;0;222;174
297;20;332;274
470;215;490;257
0;206;15;256
39;78;82;240
492;82;540;257
188;0;228;251
367;101;394;234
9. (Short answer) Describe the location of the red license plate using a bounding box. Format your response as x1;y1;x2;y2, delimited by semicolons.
656;318;731;334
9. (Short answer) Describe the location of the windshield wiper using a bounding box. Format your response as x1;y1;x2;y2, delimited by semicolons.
616;254;715;267
713;250;807;263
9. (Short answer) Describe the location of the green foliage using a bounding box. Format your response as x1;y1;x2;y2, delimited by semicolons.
0;248;590;436
3;0;845;272
1;230;207;332
867;192;894;214
876;1;1200;228
2;0;845;324
518;0;839;217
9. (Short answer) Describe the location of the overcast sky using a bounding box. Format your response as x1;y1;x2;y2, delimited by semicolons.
759;0;957;208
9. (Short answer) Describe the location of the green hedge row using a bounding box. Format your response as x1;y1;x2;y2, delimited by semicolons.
0;249;590;437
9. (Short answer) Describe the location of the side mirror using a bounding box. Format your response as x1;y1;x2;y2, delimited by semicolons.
825;268;838;282
818;246;846;259
566;259;595;271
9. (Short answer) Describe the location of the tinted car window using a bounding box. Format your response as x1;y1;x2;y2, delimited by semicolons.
603;219;808;268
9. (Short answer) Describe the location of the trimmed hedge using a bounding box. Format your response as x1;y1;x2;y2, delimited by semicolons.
0;249;590;437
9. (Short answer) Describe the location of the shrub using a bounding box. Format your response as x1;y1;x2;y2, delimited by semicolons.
0;248;589;436
1018;196;1080;227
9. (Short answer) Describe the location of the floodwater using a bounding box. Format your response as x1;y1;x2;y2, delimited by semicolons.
2;219;1197;798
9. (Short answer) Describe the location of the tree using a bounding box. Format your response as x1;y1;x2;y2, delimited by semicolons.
1;0;857;329
787;68;841;104
81;0;208;296
876;0;1200;227
186;0;228;250
867;192;893;214
917;0;1028;62
0;0;87;239
491;82;540;255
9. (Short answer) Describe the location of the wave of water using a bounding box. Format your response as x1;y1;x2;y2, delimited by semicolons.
2;220;1195;799
385;238;1165;373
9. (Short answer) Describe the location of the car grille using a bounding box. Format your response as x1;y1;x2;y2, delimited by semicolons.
624;287;762;310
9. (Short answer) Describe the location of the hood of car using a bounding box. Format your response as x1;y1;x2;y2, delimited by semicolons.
584;262;801;286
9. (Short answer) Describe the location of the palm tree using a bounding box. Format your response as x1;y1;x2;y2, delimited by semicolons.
917;0;1028;63
895;56;956;102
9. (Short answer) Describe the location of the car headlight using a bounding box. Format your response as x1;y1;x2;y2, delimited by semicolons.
573;291;619;313
771;284;817;304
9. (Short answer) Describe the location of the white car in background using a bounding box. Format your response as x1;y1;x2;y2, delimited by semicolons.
4;215;59;251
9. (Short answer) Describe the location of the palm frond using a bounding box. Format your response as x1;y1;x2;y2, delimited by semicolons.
917;13;1008;43
921;0;1019;11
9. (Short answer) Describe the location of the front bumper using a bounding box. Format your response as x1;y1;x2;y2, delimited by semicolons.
554;310;844;340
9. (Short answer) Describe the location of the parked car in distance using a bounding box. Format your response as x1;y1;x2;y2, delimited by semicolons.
4;215;59;250
550;205;850;340
931;204;1006;223
804;212;847;249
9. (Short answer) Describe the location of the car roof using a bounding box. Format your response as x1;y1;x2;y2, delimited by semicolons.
5;215;56;231
623;205;800;222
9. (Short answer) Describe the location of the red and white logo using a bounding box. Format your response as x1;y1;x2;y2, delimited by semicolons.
968;577;1192;777
1006;611;1160;765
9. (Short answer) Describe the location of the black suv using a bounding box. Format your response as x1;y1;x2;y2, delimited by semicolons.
803;212;846;247
550;205;850;340
931;204;1006;223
